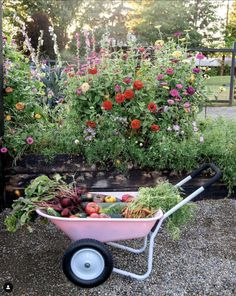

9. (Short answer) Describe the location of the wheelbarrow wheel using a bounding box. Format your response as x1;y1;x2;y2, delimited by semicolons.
62;239;113;288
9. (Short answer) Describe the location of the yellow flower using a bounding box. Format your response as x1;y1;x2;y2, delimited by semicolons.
104;95;110;99
155;25;162;29
155;40;164;46
162;86;169;90
172;51;182;58
190;74;195;83
34;113;41;119
219;86;226;92
80;82;90;93
5;115;12;121
15;102;25;111
115;159;121;166
136;70;142;76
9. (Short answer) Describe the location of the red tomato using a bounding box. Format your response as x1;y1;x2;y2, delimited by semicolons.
85;202;100;215
89;213;100;218
121;194;134;202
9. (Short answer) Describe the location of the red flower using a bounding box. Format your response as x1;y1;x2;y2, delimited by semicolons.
151;124;160;132
102;100;113;110
148;102;157;113
133;80;144;90
86;121;96;128
131;119;141;129
115;93;125;104
124;89;135;100
138;47;145;52
88;68;98;74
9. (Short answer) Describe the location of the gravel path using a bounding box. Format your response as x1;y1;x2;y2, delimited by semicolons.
200;106;236;119
0;199;235;296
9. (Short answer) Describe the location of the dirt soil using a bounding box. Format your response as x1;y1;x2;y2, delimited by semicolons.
0;199;235;296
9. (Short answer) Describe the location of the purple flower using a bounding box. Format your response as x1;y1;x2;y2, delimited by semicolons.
167;99;175;105
166;68;174;75
173;125;180;131
170;89;179;97
176;84;183;89
114;84;121;92
184;102;191;108
193;67;201;73
175;96;182;102
26;137;34;145
0;147;8;153
196;53;205;60
193;126;199;132
187;86;196;95
156;74;165;80
174;31;182;37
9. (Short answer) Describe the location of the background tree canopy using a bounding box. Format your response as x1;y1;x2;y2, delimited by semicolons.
2;0;227;58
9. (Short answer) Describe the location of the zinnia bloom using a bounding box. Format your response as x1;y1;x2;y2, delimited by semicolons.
170;89;179;97
193;67;201;73
5;86;13;93
115;93;125;104
133;80;144;90
167;99;175;105
156;74;164;80
123;77;132;84
151;124;160;132
176;84;183;89
102;100;113;110
86;121;96;128
174;31;182;37
15;102;25;111
148;102;157;113
88;68;97;74
184;102;191;108
80;82;90;93
166;68;174;75
0;147;8;153
124;89;135;100
187;86;196;95
131;119;141;130
196;53;205;60
114;84;121;92
26;137;34;145
5;115;11;121
34;113;41;119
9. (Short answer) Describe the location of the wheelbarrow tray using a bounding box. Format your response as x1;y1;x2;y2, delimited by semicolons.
36;191;163;242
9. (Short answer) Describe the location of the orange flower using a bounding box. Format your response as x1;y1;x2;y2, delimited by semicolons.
5;86;13;93
131;119;141;129
15;102;25;111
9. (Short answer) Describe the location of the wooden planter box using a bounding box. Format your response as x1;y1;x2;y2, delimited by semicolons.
2;154;235;208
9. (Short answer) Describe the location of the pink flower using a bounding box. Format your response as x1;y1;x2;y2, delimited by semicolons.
156;74;164;80
196;53;205;60
123;77;132;84
0;147;8;153
76;88;82;95
170;89;179;97
174;31;182;37
26;137;34;145
167;99;175;105
176;84;183;89
160;82;168;86
184;102;191;108
114;84;121;92
166;68;174;75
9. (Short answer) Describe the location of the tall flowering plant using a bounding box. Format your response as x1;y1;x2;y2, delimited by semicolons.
64;37;207;145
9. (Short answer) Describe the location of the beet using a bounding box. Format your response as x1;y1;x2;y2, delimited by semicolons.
61;208;70;217
61;198;71;207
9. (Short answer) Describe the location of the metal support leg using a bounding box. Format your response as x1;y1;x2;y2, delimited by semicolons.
108;236;148;254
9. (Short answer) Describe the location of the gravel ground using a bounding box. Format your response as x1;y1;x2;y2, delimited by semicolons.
199;106;236;119
0;199;235;296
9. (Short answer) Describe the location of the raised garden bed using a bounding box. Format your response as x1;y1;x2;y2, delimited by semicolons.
2;154;235;208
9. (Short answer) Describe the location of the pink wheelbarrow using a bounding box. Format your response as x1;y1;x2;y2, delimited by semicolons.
36;163;221;288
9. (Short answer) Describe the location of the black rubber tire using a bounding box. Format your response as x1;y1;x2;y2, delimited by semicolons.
62;239;113;288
